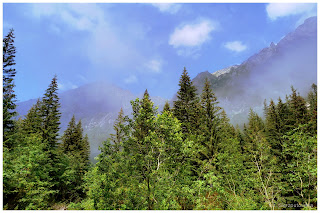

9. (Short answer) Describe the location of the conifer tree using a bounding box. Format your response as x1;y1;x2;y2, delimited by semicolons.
265;99;282;156
22;99;43;135
198;78;221;163
276;97;290;134
81;134;90;169
3;29;17;148
126;89;157;210
288;86;308;127
110;108;127;151
61;115;77;153
173;67;200;134
162;101;171;114
60;116;90;201
41;75;61;152
39;75;62;201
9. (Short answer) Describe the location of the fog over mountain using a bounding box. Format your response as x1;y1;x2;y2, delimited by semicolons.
16;16;317;160
17;81;166;160
192;16;317;125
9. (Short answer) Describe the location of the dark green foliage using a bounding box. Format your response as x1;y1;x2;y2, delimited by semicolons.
41;75;61;152
173;67;200;134
22;99;43;135
196;78;222;171
287;86;308;127
3;29;17;148
59;116;91;201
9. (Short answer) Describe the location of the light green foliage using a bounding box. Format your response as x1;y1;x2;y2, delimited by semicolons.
283;125;317;209
3;133;56;210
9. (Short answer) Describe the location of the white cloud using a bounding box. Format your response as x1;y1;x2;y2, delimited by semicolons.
224;41;247;52
266;3;316;21
144;59;162;73
124;75;138;84
169;20;215;48
30;3;104;32
28;4;144;70
151;3;181;14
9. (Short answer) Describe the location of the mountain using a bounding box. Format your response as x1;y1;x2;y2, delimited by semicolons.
192;16;317;125
16;81;166;161
16;16;317;160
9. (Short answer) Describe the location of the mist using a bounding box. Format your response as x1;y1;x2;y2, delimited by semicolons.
209;17;317;126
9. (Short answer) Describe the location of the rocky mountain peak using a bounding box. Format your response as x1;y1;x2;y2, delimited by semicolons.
212;65;240;77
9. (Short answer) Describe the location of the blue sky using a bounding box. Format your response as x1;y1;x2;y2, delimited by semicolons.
3;3;317;102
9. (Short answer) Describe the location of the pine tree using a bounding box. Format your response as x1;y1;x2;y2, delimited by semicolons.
276;97;290;134
162;101;171;114
288;86;308;127
198;78;221;164
39;75;62;202
265;99;282;156
126;89;157;210
132;89;157;142
41;75;61;152
60;116;90;201
22;99;43;135
3;29;17;148
173;67;200;134
81;134;90;170
110;108;127;151
61;115;77;153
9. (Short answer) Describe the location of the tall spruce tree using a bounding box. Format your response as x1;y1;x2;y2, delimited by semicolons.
173;67;200;134
41;75;61;152
265;99;282;156
61;115;77;153
3;29;17;148
127;89;157;210
60;116;90;201
198;78;221;163
39;75;62;202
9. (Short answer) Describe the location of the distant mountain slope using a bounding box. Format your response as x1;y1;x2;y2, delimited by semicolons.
16;81;166;160
192;16;317;125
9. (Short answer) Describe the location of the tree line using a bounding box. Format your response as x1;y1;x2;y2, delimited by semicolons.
3;29;317;210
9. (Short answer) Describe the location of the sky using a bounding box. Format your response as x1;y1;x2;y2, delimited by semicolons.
3;3;317;102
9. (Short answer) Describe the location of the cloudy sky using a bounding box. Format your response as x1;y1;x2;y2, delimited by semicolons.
3;3;317;101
